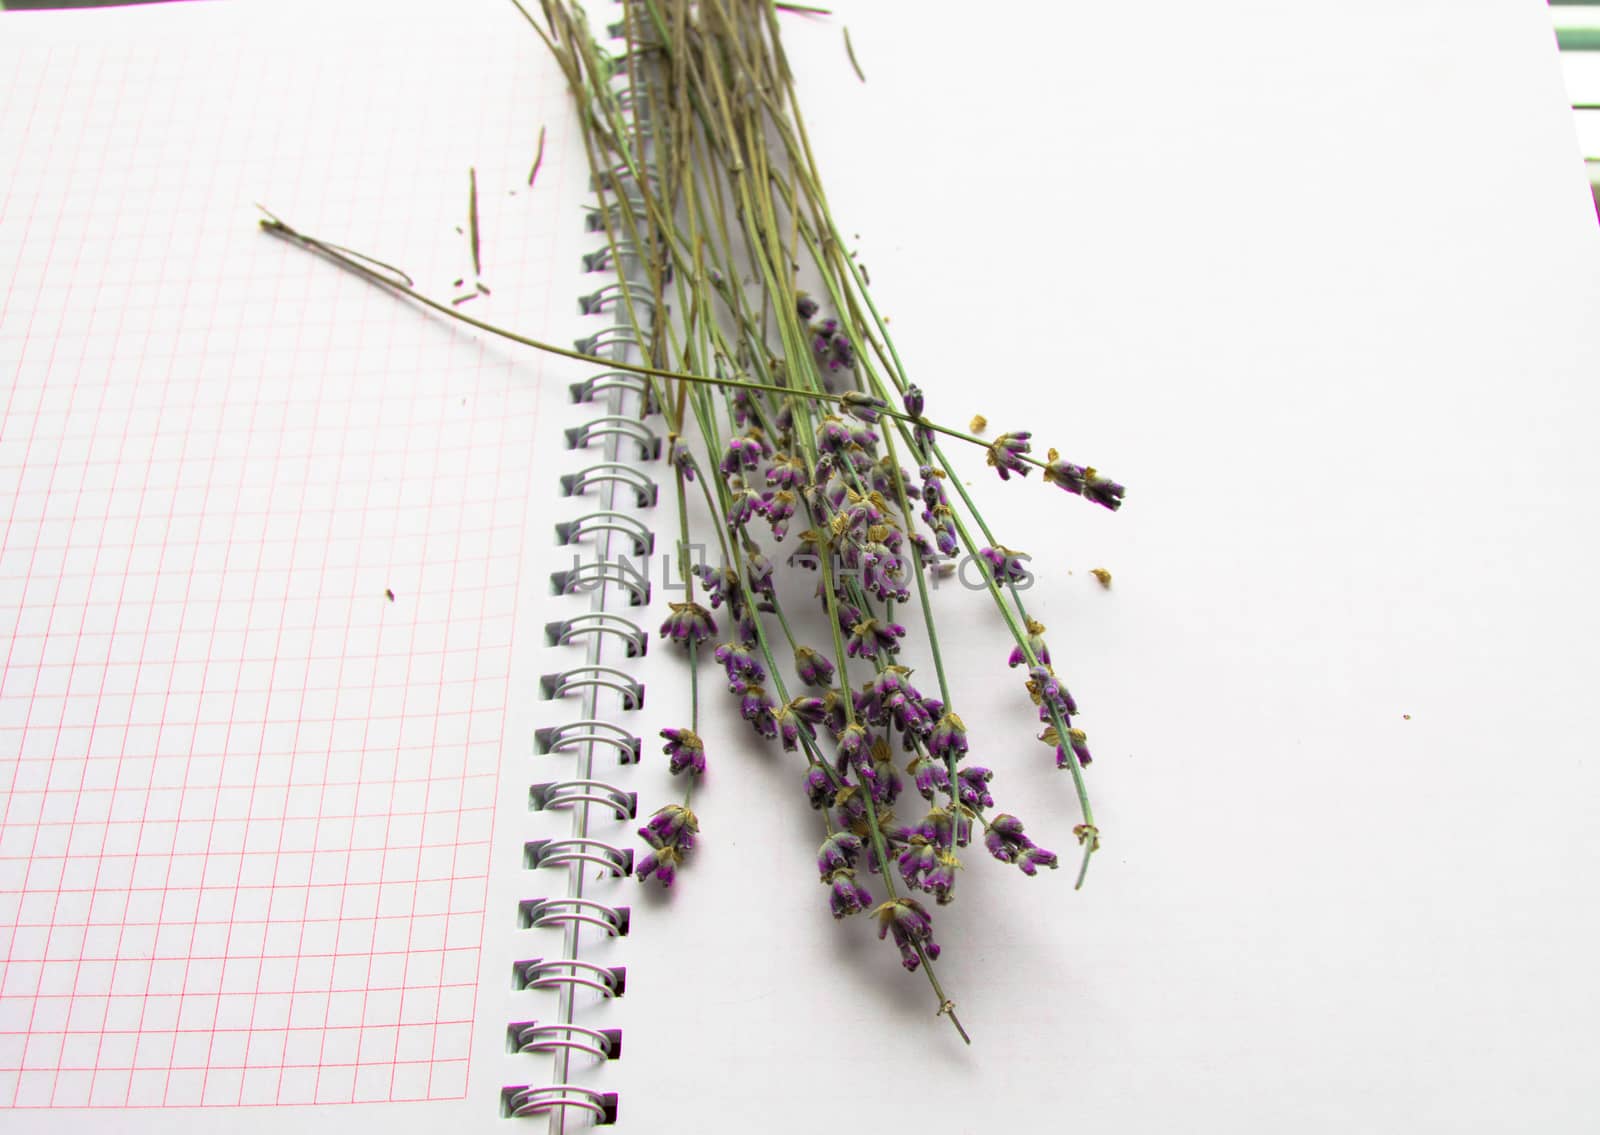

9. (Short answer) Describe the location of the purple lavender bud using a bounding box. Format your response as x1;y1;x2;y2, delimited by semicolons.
874;897;940;971
1054;727;1094;769
903;384;925;419
1027;665;1079;717
897;838;938;891
668;437;697;481
817;417;851;455
720;435;763;475
794;646;835;688
714;641;766;691
927;712;968;761
659;602;717;647
731;388;754;427
816;831;864;879
745;551;775;597
766;454;807;491
846;421;879;449
957;766;994;810
805;765;838;809
660;727;707;777
796;292;820;321
827;870;873;919
727;487;765;529
775;400;796;435
636;804;699;888
840;391;884;424
978;545;1030;585
845;618;906;660
984;813;1058;876
835;723;870;779
763;490;797;539
828;334;856;372
986;431;1032;481
1044;460;1126;512
907;754;950;800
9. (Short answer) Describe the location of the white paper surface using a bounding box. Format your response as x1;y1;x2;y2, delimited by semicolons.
1;1;1597;1133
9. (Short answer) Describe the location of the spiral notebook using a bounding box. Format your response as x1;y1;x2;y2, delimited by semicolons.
5;1;1600;1133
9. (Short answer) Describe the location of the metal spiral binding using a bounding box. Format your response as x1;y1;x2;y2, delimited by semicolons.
509;11;661;1126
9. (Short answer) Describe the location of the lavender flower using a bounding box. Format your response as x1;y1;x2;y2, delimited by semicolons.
766;453;807;491
763;489;797;538
693;563;740;611
985;431;1032;481
805;765;839;810
660;601;716;646
835;723;870;780
906;753;950;800
796;292;820;320
714;641;766;690
827;333;855;373
984;813;1058;876
727;486;765;528
816;831;864;878
636;804;699;887
720;435;763;474
745;550;775;597
956;765;994;810
668;436;697;481
903;384;925;418
846;618;906;659
1008;618;1052;668
874;897;940;971
1027;665;1079;717
840;391;885;423
978;545;1030;585
927;711;968;761
1044;459;1126;512
794;645;835;688
827;869;873;918
1043;725;1094;768
817;417;852;455
740;683;780;739
660;727;706;776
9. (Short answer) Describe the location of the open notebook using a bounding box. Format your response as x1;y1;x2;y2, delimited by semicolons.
4;1;1600;1132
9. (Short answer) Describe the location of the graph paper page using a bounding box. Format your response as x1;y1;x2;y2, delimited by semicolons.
0;0;593;1123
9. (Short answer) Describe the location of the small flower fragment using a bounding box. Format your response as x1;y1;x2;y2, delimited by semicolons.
796;291;820;321
660;727;706;776
983;814;1058;876
660;601;716;646
1090;567;1112;589
985;431;1032;481
874;897;941;971
636;804;699;887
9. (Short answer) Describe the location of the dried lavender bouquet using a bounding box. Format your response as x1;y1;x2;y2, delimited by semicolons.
263;0;1124;1041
